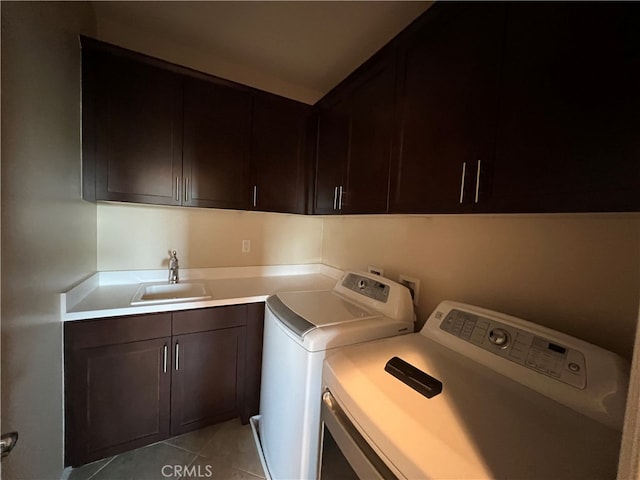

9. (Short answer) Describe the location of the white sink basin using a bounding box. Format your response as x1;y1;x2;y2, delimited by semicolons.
130;282;211;305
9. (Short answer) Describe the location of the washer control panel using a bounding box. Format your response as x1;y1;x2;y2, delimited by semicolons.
440;309;586;389
341;273;390;303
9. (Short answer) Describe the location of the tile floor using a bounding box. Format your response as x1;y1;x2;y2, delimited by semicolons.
68;419;265;480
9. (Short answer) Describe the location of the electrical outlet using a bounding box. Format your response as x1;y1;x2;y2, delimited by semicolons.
367;265;384;276
399;274;420;307
242;240;251;253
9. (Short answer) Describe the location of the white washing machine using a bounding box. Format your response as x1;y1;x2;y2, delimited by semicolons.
251;271;415;480
321;300;630;479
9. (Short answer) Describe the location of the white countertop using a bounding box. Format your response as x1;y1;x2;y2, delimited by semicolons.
61;264;342;321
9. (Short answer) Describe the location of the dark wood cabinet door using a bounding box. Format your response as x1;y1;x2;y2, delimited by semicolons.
487;3;640;213
343;56;397;214
170;326;246;435
89;51;183;205
390;3;505;213
251;93;310;214
67;337;171;465
183;77;252;209
313;97;349;214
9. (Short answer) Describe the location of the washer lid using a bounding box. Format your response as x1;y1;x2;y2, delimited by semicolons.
275;290;380;329
323;333;622;480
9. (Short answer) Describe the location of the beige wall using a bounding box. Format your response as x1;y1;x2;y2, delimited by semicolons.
97;203;323;271
1;2;97;478
322;214;640;360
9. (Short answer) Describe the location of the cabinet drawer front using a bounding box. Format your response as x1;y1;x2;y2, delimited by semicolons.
172;305;248;335
65;313;172;350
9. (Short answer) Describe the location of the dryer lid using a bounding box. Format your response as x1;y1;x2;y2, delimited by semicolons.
323;333;622;480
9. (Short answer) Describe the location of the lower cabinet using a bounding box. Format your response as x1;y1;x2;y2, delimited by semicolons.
64;304;264;467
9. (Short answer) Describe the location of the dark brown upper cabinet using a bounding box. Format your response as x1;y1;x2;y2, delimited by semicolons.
313;96;350;214
82;38;310;213
390;3;506;214
313;52;397;215
182;77;253;210
313;2;639;214
346;56;396;214
82;47;183;205
251;93;311;214
484;2;640;213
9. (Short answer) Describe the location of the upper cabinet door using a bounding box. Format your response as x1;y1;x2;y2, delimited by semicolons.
486;3;640;213
313;97;349;214
182;77;252;210
87;51;183;205
251;93;310;214
342;56;397;214
390;3;505;214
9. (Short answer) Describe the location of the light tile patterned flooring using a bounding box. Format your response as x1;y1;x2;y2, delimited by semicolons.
68;419;265;480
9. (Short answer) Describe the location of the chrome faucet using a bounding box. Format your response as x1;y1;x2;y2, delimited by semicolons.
168;250;179;284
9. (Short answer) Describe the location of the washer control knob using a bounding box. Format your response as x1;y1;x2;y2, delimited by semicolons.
358;279;367;289
488;328;510;348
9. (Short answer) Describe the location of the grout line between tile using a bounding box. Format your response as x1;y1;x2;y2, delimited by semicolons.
162;441;202;456
234;465;266;479
86;455;117;480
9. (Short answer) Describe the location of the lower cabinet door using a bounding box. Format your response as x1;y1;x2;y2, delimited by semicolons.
67;337;171;465
170;327;247;435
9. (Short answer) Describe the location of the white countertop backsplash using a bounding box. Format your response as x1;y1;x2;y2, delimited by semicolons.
61;264;343;321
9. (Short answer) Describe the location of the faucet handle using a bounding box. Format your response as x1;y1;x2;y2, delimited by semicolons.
168;250;179;284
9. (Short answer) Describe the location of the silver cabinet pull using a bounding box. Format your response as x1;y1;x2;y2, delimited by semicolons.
163;344;168;373
175;177;180;202
459;162;467;204
474;160;481;204
184;177;189;203
175;342;180;371
252;185;258;207
338;185;344;210
333;186;339;210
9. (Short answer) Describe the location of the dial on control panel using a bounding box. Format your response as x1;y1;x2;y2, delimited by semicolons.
488;328;510;348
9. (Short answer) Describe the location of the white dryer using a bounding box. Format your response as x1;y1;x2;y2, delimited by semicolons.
252;271;415;480
321;300;629;479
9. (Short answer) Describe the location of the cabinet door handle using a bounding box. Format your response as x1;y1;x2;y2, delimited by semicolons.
163;344;168;373
175;177;180;202
252;185;258;207
474;160;481;204
338;185;343;210
459;162;467;204
333;186;339;210
184;177;189;203
175;342;180;371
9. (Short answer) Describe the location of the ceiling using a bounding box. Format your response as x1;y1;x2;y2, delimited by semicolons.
92;1;432;103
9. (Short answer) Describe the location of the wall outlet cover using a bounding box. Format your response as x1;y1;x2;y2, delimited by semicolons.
367;265;384;276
